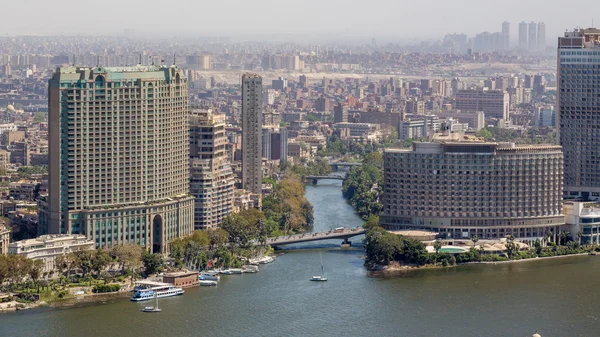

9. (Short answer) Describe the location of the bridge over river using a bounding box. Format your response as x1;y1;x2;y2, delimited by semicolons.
265;227;365;248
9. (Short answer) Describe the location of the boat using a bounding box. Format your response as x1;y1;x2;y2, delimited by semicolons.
199;271;220;281
310;250;328;282
131;281;184;301
220;269;234;275
230;268;243;274
199;280;218;286
242;265;259;273
142;293;162;312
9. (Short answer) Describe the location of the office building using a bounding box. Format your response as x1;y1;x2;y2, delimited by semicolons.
8;234;94;272
241;73;263;194
454;89;510;120
189;109;235;229
381;133;564;240
558;28;600;200
564;201;600;244
519;21;528;49
537;22;546;50
397;116;441;140
40;66;195;253
528;22;538;51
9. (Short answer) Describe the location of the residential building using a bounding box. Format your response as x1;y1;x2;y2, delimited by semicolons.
537;22;546;50
241;73;263;195
8;234;94;272
435;110;485;131
39;66;195;253
381;132;564;241
333;103;348;123
454;89;509;120
528;22;537;51
0;221;9;255
558;28;600;200
189;110;235;229
519;21;528;50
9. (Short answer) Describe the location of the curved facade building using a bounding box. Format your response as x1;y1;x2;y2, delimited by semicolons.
381;140;564;240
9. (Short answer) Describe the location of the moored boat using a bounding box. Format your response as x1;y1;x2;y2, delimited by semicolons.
131;281;184;301
200;280;218;286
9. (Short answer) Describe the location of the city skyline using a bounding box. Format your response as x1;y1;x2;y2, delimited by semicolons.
1;0;596;41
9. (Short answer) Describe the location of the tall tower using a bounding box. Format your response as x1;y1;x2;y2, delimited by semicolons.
528;21;538;51
241;73;263;194
519;21;528;49
537;22;546;50
558;28;600;201
40;65;195;253
502;21;510;50
189;109;235;229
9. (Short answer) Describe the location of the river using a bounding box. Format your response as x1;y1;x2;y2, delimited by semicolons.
2;179;600;337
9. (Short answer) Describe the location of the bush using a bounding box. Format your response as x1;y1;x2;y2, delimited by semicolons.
92;284;121;293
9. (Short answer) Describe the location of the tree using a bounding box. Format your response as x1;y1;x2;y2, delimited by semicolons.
505;235;517;259
577;231;583;246
28;260;43;292
92;249;112;278
476;128;493;140
559;231;569;246
533;239;543;256
111;244;143;275
433;240;443;254
471;235;479;249
142;252;164;276
207;228;229;250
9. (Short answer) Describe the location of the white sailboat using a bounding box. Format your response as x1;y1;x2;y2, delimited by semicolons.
142;292;162;312
310;250;328;282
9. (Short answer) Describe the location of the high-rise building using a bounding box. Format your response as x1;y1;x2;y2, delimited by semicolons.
39;65;195;253
502;21;510;50
537;22;546;50
519;21;528;49
528;21;538;51
454;89;510;120
558;28;600;200
381;133;564;240
333;103;348;123
189;109;235;229
241;73;263;194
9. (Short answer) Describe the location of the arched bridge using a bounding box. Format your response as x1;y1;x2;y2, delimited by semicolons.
329;162;362;170
265;227;365;247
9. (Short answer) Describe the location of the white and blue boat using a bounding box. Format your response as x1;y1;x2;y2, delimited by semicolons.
130;281;184;302
199;271;220;281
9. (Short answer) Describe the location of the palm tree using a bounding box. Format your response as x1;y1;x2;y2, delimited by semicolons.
471;235;479;249
577;231;583;246
559;231;568;246
433;240;443;254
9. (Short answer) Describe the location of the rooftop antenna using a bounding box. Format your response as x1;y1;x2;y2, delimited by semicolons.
96;56;100;67
173;53;176;65
139;53;142;65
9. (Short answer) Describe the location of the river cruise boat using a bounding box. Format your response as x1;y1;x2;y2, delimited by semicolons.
131;281;184;302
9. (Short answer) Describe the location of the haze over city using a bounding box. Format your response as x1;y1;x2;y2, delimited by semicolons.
2;0;597;40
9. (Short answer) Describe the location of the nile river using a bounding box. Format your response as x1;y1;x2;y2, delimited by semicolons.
2;179;600;337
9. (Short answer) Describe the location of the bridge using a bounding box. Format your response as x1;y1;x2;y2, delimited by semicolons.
265;227;366;248
306;175;345;184
329;162;362;170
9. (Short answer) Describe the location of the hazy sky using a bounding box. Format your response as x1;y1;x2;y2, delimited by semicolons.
2;0;598;41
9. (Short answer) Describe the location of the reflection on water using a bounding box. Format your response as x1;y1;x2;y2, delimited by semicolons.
1;180;599;337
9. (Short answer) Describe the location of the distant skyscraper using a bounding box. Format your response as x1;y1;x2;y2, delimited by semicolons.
189;109;235;229
528;21;538;50
40;65;195;253
558;28;600;200
519;21;528;49
241;73;263;194
537;22;546;50
502;21;510;50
